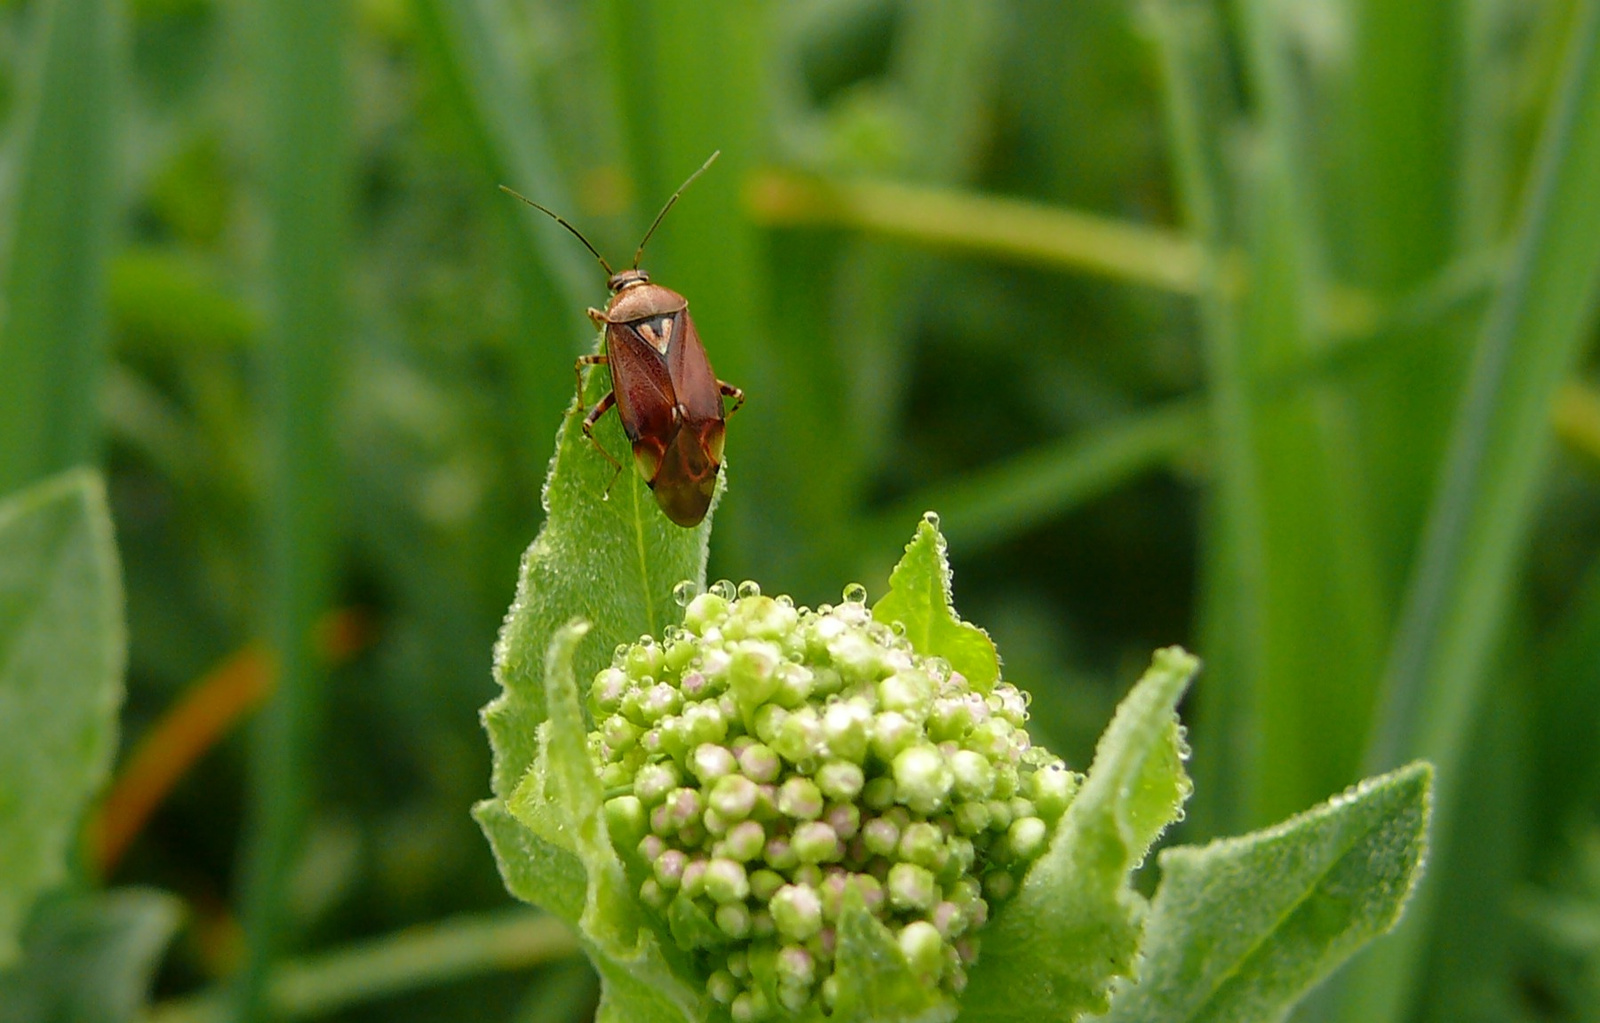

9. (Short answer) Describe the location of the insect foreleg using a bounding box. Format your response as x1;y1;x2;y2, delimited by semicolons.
573;353;609;412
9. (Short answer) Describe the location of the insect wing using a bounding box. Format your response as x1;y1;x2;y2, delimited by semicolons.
665;309;724;425
604;319;678;482
650;422;719;526
655;308;725;525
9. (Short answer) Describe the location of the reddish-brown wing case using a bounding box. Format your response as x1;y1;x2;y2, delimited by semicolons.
594;273;727;527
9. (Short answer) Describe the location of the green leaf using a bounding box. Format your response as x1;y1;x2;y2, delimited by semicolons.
508;621;705;1023
871;514;1000;691
960;647;1198;1022
1097;762;1432;1023
0;889;181;1023
511;622;637;946
830;889;956;1023
0;470;125;967
470;800;586;928
483;333;718;801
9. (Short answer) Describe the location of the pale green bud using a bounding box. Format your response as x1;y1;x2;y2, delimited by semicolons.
816;760;865;801
722;819;766;862
771;883;823;941
684;592;730;634
690;743;737;784
898;920;944;982
887;862;938;912
777;776;824;820
737;742;781;783
893;744;954;814
821;700;872;762
792;821;843;864
709;774;760;820
871;711;918;761
948;749;995;801
704;858;750;904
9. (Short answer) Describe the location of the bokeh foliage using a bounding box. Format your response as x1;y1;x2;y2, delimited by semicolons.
1;0;1598;1021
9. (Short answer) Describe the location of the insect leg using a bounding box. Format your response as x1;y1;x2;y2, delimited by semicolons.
574;353;609;412
718;380;745;417
580;390;627;494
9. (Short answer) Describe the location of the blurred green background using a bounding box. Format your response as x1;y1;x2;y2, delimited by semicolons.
4;0;1600;1020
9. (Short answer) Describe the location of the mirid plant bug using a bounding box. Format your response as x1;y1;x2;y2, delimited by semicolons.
502;152;743;527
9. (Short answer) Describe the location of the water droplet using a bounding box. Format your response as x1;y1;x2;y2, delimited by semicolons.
710;579;737;600
817;603;834;616
842;582;867;604
737;580;761;599
921;510;941;529
888;620;906;636
663;624;686;644
672;579;700;607
638;634;656;648
776;594;795;609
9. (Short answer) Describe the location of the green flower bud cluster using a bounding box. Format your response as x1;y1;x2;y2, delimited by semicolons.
591;580;1079;1021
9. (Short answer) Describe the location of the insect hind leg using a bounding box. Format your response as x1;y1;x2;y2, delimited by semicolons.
719;380;745;417
580;390;628;498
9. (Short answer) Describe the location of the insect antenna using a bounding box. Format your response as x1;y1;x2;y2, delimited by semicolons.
498;185;615;276
632;150;720;269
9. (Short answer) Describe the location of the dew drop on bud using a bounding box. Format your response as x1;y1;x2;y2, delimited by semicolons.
711;579;737;600
842;583;867;605
638;634;656;648
921;510;941;529
737;580;762;599
673;580;700;607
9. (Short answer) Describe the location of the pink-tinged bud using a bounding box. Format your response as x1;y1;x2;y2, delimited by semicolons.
771;883;824;941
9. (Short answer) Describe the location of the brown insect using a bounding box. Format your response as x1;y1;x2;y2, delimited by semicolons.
502;153;743;527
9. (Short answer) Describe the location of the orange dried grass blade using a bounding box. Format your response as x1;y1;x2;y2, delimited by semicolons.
88;608;373;876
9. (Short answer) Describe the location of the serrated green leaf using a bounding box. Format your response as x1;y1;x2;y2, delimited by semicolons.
960;647;1198;1023
0;470;125;967
509;621;706;1023
484;329;718;802
593;955;709;1023
515;621;638;944
830;888;957;1023
1096;762;1432;1023
0;888;181;1023
471;799;586;927
871;515;999;691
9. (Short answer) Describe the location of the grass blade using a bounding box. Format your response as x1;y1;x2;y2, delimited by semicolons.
232;3;350;1019
1330;3;1600;1018
863;398;1203;558
744;170;1202;293
0;0;122;493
